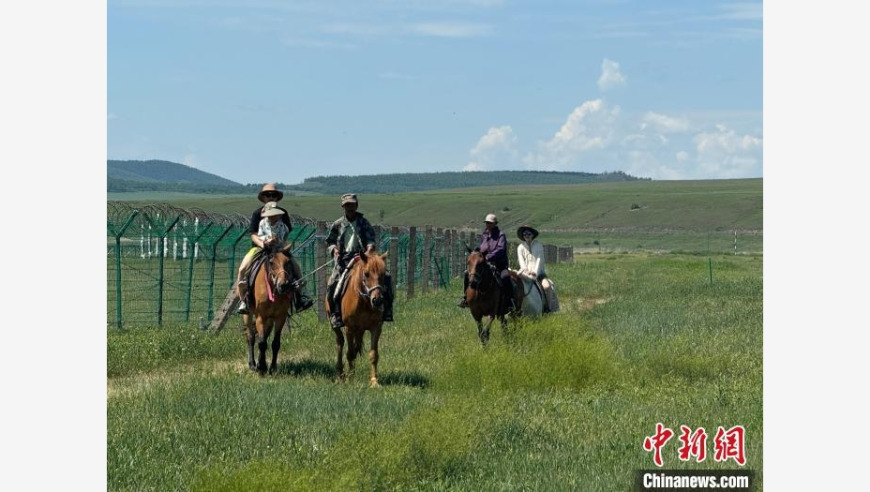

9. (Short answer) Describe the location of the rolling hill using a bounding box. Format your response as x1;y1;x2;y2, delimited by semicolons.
106;159;646;195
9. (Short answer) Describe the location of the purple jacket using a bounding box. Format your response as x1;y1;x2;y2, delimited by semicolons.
479;227;508;270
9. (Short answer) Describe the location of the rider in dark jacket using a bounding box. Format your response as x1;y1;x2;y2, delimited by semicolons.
458;213;516;313
325;193;394;328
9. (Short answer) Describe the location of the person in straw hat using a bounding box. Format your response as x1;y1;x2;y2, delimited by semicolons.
516;224;559;313
236;183;313;315
325;193;394;328
458;213;517;314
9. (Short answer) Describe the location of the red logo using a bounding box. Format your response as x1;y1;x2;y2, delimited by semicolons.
643;423;675;467
644;423;746;467
714;425;746;465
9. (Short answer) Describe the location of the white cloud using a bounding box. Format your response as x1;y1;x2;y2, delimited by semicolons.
410;22;493;38
598;58;626;91
465;125;519;171
676;150;690;163
718;3;763;21
525;99;620;170
694;124;762;178
640;112;690;133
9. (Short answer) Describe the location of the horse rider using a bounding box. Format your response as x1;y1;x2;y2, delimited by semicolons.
325;193;394;329
458;213;517;313
236;183;314;315
516;224;559;313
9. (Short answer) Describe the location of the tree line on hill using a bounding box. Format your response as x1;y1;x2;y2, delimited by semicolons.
108;159;648;195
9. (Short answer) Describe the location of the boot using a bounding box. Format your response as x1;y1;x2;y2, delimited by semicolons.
237;281;250;315
295;291;314;312
382;275;394;321
330;311;344;329
327;282;343;328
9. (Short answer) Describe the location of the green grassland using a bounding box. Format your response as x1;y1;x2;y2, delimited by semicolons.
108;179;762;253
108;253;763;491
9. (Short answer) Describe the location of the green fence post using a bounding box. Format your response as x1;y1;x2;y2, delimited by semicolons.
110;210;139;330
228;229;248;288
148;215;181;326
207;225;235;321
708;257;713;285
185;223;215;322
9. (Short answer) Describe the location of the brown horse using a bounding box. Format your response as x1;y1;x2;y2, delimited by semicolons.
325;251;388;387
465;250;521;344
241;242;299;375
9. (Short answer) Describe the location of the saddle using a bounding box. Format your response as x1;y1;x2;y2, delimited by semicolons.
242;253;302;306
332;256;359;303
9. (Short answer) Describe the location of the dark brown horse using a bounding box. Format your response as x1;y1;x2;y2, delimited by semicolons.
241;243;298;375
465;250;520;344
325;251;388;387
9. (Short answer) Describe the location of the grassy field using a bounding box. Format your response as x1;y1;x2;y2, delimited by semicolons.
108;179;762;253
107;253;763;491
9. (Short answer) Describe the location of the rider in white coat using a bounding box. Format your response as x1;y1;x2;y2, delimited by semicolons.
516;225;560;313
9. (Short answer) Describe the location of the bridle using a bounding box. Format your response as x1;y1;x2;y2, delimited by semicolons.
265;250;293;298
357;265;385;299
468;252;498;294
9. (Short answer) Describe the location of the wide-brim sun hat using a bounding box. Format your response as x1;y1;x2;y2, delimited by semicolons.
258;183;284;203
517;225;539;240
484;213;498;224
261;201;285;217
341;193;358;206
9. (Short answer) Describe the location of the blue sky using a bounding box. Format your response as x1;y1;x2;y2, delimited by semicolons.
108;0;762;184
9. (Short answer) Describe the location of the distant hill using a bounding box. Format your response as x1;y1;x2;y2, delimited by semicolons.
107;159;647;194
291;170;646;194
108;160;246;193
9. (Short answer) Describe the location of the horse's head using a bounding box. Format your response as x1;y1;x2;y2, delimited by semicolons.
355;250;388;311
265;242;295;296
466;250;491;290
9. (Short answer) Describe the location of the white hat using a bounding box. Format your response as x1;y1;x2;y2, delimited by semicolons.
484;213;498;224
261;201;285;217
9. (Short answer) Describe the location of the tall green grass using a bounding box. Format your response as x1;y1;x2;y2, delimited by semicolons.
108;253;763;491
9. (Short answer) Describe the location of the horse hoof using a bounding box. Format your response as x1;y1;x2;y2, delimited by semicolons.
370;379;379;388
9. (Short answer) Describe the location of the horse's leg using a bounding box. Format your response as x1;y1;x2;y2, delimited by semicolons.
368;327;381;388
269;315;286;375
346;331;361;377
481;316;495;345
244;316;256;371
333;326;345;382
256;318;270;375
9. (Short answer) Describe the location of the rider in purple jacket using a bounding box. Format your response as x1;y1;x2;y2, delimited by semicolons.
458;213;517;313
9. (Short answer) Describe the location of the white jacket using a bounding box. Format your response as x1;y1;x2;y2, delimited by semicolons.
517;239;545;277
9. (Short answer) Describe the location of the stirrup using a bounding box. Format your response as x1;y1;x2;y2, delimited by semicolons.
330;313;344;328
291;279;307;290
295;295;314;312
237;301;249;315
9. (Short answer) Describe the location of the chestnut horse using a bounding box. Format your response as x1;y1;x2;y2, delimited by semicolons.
241;242;299;375
465;250;520;344
325;251;389;387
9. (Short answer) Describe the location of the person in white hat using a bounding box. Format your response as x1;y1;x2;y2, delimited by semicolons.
516;225;559;313
458;213;517;313
325;193;394;328
236;184;313;315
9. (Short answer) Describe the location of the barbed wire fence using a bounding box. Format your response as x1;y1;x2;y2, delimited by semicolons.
108;203;576;330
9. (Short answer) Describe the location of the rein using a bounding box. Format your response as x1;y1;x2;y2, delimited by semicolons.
354;263;384;300
264;251;293;302
468;254;499;295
